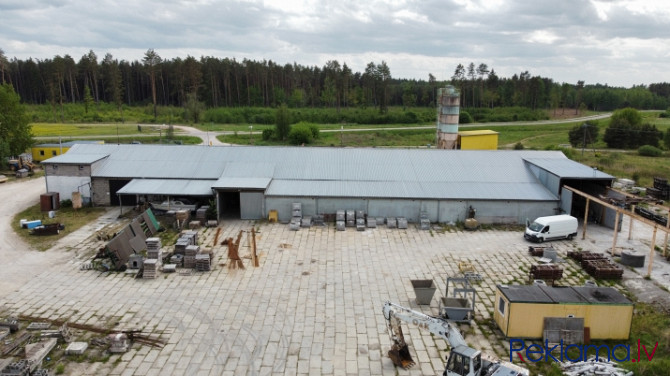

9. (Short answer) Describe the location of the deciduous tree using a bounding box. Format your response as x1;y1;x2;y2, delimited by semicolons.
0;84;32;161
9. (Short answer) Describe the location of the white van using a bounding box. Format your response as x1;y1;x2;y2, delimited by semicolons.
524;214;578;243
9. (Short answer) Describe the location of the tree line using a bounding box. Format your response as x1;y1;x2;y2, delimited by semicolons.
1;48;669;120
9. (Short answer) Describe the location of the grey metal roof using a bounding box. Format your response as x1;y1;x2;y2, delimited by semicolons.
524;158;614;180
41;152;109;164
212;177;272;190
116;179;215;196
52;144;607;200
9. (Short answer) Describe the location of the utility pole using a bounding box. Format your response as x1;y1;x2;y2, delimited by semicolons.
581;123;587;156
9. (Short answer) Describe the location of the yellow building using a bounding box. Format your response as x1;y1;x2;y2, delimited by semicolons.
494;284;633;340
458;130;498;150
32;141;104;162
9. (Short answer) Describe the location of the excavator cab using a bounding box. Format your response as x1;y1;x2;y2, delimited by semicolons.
444;346;481;376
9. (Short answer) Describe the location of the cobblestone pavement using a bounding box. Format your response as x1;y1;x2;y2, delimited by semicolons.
1;211;669;375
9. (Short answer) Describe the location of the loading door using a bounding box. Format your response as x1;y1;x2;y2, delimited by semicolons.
109;179;136;206
560;187;572;215
240;191;264;220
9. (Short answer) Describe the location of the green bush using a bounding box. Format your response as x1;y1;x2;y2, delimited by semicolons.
288;123;313;145
261;128;275;141
638;145;663;157
513;142;524;150
459;111;473;124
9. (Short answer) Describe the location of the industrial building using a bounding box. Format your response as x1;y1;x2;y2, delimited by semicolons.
42;144;613;224
494;284;633;340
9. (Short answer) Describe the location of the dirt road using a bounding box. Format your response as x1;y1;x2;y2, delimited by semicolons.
0;177;66;295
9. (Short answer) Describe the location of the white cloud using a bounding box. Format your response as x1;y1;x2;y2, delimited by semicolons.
0;0;668;87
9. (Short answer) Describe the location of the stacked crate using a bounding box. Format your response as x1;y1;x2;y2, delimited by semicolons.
397;217;408;229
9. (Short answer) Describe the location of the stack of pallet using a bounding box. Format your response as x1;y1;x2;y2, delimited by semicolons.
419;211;430;230
195;253;211;271
567;251;606;264
346;210;355;227
196;206;209;224
530;264;563;282
146;237;162;261
174;238;190;255
528;245;551;257
184;245;200;268
387;217;397;228
290;203;302;230
397;217;408;229
183;230;198;245
336;210;345;231
143;259;158;279
583;259;623;279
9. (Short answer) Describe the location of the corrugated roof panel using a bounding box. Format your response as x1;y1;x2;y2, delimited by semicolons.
524;158;614;179
221;162;275;178
42;153;109;164
116;179;215;196
212;177;271;189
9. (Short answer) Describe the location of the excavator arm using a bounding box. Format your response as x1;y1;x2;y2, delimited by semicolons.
382;301;528;376
383;301;468;370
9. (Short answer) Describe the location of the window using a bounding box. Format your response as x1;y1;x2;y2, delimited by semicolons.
541;226;550;233
498;297;506;316
39;150;45;156
52;165;58;170
79;165;85;170
52;150;57;156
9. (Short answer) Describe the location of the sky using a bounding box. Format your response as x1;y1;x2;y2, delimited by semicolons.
1;0;669;88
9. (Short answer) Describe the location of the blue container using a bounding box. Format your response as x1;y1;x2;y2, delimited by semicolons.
24;220;42;229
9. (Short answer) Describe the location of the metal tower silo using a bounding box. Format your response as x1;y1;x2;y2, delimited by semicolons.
437;85;460;149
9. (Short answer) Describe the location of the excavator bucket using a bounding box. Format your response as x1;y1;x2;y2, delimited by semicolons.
388;343;415;369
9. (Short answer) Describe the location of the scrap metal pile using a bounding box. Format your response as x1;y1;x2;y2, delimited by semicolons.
568;251;623;280
560;357;633;376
